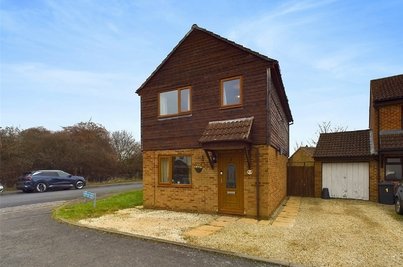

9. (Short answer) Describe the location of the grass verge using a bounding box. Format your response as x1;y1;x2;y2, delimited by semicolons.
87;177;142;186
53;190;143;222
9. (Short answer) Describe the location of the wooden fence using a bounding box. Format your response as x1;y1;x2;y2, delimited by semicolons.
287;162;315;197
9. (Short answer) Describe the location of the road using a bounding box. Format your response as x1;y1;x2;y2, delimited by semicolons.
0;184;279;267
0;183;142;208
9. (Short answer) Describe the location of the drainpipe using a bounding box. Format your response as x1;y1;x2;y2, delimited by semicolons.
377;107;381;183
153;151;156;206
266;68;272;145
256;148;260;220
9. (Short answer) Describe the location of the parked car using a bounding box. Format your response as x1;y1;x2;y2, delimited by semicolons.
395;181;403;215
16;170;86;193
0;183;4;193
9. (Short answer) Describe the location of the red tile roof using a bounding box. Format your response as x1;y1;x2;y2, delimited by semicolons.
371;74;403;103
314;130;373;158
199;117;254;143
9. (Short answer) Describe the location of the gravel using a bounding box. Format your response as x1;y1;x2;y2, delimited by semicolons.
79;207;217;243
79;199;403;266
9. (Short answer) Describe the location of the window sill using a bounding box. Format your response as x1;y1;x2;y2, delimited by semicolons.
158;184;192;188
220;104;243;110
158;113;192;121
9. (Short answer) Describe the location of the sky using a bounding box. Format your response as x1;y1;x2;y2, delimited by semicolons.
1;0;403;152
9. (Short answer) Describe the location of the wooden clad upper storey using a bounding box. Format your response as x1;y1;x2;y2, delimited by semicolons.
136;25;293;154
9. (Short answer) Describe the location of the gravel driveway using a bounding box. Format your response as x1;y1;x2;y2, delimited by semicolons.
79;198;403;267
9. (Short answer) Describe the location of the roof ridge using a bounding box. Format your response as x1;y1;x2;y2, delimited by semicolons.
371;73;403;82
136;25;277;93
191;24;277;63
320;129;370;135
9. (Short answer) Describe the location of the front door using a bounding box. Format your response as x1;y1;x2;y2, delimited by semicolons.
218;151;244;215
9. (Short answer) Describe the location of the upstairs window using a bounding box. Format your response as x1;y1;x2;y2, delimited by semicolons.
221;76;242;108
159;87;191;117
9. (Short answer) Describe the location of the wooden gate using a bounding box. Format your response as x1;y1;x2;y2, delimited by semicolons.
287;162;315;197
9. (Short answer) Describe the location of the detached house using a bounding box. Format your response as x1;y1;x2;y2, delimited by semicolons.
314;74;403;202
136;25;293;218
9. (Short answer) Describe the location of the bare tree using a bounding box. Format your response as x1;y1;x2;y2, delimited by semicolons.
111;130;142;178
309;121;348;146
293;141;306;154
0;122;142;188
111;130;136;162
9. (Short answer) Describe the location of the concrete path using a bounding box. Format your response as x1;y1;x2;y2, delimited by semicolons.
271;197;301;227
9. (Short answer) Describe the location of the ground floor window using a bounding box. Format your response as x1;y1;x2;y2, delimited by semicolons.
159;155;192;185
385;157;402;180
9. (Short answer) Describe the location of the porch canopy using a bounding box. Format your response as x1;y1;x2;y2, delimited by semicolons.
199;117;254;169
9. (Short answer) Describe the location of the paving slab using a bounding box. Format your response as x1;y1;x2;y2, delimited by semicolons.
277;214;296;219
271;197;301;227
197;225;222;232
184;229;215;237
210;220;231;227
257;220;271;226
237;218;258;224
215;216;239;222
184;224;223;237
274;219;295;224
271;221;294;227
283;206;300;210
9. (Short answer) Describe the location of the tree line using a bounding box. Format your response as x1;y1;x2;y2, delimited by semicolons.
0;121;142;187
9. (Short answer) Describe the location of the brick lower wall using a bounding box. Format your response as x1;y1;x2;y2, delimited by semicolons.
314;161;323;198
143;149;218;213
266;146;288;216
142;145;287;218
369;160;378;202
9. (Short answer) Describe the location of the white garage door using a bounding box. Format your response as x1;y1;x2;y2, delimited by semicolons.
322;163;369;200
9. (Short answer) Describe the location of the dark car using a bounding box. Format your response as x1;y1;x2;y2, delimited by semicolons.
16;170;86;193
395;181;403;215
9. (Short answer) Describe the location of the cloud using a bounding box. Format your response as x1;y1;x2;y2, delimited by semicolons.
269;0;336;18
0;63;141;99
226;0;387;80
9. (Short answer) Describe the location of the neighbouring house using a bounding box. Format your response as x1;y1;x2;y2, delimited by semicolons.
313;74;403;202
289;146;315;166
370;74;403;182
136;24;293;218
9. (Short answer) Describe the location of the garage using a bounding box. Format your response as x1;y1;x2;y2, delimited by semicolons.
314;130;378;202
322;162;369;200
